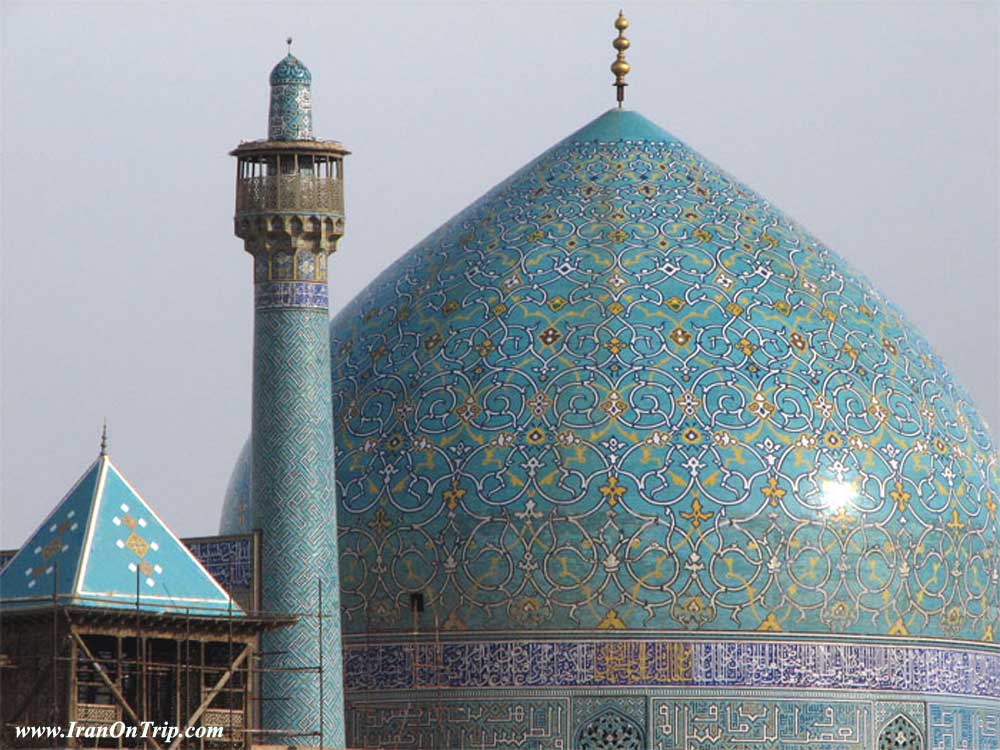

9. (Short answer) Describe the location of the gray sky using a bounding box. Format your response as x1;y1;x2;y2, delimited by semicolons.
2;1;997;549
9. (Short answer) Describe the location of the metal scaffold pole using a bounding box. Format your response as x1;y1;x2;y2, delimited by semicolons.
318;577;325;749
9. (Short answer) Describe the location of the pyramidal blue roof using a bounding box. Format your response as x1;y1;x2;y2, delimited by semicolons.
2;455;242;616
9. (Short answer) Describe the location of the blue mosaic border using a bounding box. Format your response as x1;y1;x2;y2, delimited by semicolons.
344;639;1000;698
255;281;329;309
346;694;1000;750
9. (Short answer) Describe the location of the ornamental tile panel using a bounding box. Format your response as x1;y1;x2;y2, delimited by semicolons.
343;638;1000;698
185;535;253;589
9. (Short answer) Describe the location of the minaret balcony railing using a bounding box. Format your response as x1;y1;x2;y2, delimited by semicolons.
236;175;344;217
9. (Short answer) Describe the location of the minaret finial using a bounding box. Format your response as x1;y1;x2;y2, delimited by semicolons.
611;10;631;108
286;36;293;55
99;419;108;457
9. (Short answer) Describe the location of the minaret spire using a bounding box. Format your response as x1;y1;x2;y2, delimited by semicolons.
99;419;108;457
611;10;631;108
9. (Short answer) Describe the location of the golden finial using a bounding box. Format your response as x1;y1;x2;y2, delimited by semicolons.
611;10;631;108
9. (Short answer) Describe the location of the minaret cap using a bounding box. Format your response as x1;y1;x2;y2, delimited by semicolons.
611;10;631;107
268;40;313;141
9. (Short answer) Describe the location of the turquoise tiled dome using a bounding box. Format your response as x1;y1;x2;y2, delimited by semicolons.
223;109;999;643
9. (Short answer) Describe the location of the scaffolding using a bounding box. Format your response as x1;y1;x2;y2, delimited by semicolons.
348;587;449;750
0;571;339;750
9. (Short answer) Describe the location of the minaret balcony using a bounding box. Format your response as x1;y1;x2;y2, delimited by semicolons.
232;139;350;222
236;173;344;217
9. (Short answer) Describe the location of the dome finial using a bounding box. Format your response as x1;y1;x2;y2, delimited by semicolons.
286;36;293;55
99;419;108;457
611;10;631;108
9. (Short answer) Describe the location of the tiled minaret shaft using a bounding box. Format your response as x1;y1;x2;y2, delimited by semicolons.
231;52;348;748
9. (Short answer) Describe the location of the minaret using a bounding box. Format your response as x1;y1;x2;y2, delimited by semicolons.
231;44;347;748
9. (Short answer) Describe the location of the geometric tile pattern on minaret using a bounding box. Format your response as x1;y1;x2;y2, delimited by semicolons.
252;309;343;745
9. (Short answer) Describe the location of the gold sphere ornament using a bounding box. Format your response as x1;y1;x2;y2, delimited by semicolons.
611;11;631;107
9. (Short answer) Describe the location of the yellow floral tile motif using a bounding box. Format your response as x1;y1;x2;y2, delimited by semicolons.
597;608;627;629
758;613;782;632
599;476;626;507
679;497;712;528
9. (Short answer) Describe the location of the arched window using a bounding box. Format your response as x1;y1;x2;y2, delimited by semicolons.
878;714;924;750
576;708;645;750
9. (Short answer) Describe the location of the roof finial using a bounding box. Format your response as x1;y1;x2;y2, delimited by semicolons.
611;10;631;108
99;419;108;457
286;36;293;55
